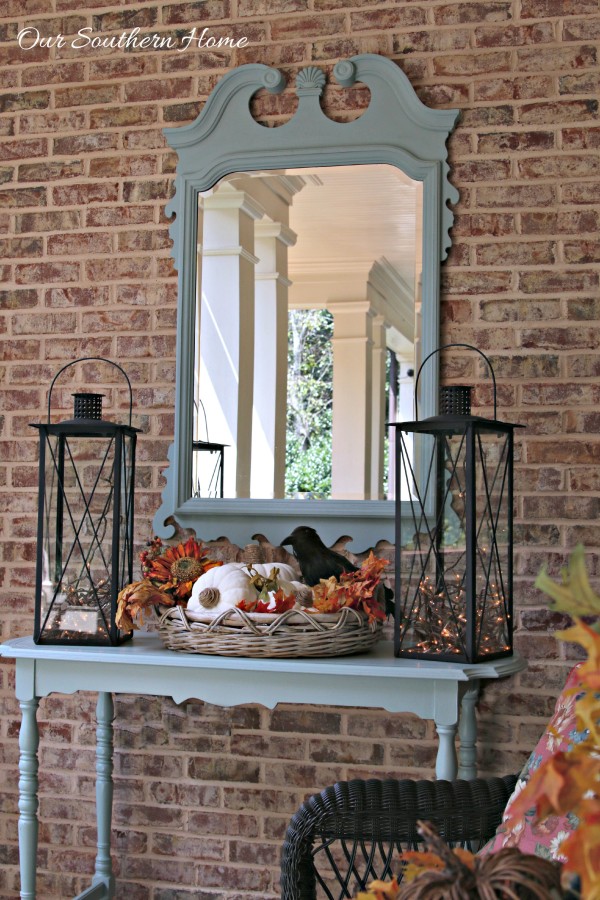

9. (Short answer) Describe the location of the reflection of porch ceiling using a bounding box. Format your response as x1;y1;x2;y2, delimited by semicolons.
285;165;420;345
287;163;421;304
205;164;421;347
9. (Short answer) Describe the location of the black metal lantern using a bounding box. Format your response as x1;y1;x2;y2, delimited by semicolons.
391;344;523;664
31;358;140;645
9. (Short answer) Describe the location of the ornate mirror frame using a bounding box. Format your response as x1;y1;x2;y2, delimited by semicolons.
154;54;459;547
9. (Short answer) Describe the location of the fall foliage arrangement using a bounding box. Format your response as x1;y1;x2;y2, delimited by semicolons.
310;552;388;625
354;544;600;900
116;536;388;631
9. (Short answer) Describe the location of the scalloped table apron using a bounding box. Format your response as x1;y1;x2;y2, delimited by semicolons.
0;634;526;900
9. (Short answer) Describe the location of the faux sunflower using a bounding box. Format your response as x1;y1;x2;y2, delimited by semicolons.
142;536;221;602
116;536;222;631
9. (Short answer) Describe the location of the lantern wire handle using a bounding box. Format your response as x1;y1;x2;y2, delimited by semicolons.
414;342;497;421
46;357;134;426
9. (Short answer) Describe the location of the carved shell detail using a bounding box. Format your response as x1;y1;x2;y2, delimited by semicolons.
197;587;221;609
296;66;327;93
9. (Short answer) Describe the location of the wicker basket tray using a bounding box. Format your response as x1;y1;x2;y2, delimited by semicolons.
156;604;383;658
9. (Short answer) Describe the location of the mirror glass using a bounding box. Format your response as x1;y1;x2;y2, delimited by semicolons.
192;163;423;503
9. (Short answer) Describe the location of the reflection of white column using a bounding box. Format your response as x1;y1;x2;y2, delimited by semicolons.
330;302;373;500
415;271;422;378
370;314;386;500
199;189;262;498
193;203;203;461
251;222;296;499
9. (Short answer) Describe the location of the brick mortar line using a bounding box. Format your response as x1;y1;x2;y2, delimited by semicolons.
5;170;600;187
469;206;600;214
0;0;586;20
5;95;595;115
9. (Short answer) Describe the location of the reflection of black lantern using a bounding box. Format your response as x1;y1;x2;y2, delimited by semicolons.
192;439;226;498
391;344;522;664
191;400;227;498
32;358;140;645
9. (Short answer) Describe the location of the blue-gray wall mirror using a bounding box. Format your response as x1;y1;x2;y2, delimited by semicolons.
155;55;459;548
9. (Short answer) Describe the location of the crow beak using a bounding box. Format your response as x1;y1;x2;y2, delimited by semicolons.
280;534;294;547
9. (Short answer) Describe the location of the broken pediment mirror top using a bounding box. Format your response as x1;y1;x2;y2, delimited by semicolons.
155;55;459;548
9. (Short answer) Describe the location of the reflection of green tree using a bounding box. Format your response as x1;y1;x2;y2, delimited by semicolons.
285;309;333;497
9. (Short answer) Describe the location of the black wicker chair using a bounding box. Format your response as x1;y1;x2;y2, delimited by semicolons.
280;775;518;900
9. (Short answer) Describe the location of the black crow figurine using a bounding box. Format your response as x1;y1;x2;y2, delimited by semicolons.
280;525;394;615
280;525;358;585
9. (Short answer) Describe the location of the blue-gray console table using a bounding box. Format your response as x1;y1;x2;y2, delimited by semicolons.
0;634;525;900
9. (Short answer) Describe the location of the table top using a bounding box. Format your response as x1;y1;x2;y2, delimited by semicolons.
0;633;525;683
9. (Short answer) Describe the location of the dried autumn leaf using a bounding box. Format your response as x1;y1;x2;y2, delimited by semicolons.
400;851;445;884
452;848;477;870
400;846;475;884
312;576;352;613
360;595;387;624
354;877;399;899
270;588;296;614
116;580;174;631
355;551;390;582
254;599;272;613
557;619;600;690
506;748;600;828
401;851;445;869
236;598;257;612
552;618;600;743
560;806;600;900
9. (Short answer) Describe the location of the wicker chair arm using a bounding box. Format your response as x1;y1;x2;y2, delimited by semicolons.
281;774;518;900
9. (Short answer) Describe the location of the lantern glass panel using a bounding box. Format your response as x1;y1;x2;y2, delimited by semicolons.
37;429;135;644
396;423;513;662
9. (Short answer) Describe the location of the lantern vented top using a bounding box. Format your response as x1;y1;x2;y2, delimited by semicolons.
440;385;471;417
72;392;104;421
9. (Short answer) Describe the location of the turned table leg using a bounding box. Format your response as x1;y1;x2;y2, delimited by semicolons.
431;681;460;781
434;721;458;781
18;697;40;900
458;681;480;780
92;692;115;898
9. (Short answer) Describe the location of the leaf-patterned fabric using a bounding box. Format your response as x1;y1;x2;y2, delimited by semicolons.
479;664;583;862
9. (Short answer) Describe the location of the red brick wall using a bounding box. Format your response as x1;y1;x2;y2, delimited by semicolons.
1;1;599;896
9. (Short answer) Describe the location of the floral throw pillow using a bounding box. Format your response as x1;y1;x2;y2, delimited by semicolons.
479;664;584;863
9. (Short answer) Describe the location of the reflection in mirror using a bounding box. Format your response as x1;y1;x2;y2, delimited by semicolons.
192;164;423;503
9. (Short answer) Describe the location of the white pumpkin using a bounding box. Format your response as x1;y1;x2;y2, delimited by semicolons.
187;562;309;617
187;563;257;616
245;562;303;596
245;563;311;605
